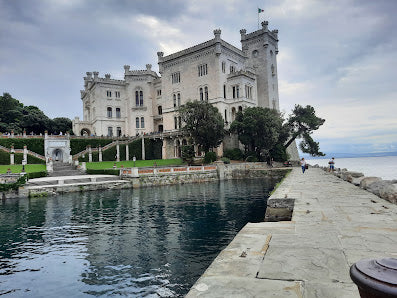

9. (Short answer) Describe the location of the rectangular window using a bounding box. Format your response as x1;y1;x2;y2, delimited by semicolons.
141;117;145;128
157;89;162;96
117;127;122;137
198;64;208;77
223;85;226;99
222;61;226;73
136;117;140;128
116;108;121;118
177;93;181;106
171;72;180;84
115;91;120;98
245;85;252;99
236;86;239;98
107;90;112;97
107;127;113;137
107;107;112;118
232;86;236;99
174;117;177;129
230;65;235;73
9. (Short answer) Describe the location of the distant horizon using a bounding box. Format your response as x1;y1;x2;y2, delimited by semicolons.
302;151;397;159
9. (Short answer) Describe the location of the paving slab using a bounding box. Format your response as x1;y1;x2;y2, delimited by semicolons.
187;168;397;298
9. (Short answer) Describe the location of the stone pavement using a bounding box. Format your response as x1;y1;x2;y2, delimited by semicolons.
187;168;397;297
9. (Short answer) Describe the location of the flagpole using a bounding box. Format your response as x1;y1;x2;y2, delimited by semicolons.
257;8;259;29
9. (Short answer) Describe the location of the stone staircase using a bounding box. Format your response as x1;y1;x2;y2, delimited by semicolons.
49;162;83;177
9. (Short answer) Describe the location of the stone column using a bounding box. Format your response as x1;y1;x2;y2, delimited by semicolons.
10;146;15;165
47;158;53;173
81;162;86;172
162;139;167;159
141;137;145;160
116;141;120;162
88;145;92;162
98;145;103;162
125;144;129;161
23;145;28;164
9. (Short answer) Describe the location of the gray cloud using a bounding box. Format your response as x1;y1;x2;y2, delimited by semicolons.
0;0;396;154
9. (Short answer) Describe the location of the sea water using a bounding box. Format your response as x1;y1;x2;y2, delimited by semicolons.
0;178;277;297
306;156;397;180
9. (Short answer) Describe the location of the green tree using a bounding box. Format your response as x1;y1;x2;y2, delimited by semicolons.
181;145;195;165
50;117;72;134
178;101;225;153
284;105;325;156
20;106;51;135
230;107;283;161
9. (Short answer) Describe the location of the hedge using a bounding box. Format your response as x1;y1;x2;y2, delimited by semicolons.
70;139;113;155
77;139;162;162
86;169;119;175
0;151;45;165
0;138;44;155
27;171;48;179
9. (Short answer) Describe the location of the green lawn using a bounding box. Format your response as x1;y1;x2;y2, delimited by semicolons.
85;158;184;170
0;164;46;174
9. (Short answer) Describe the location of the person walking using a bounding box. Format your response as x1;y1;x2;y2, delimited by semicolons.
300;158;306;173
329;157;335;172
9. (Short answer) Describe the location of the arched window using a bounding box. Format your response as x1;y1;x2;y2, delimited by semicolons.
135;91;139;106
141;117;145;128
139;91;143;106
223;85;226;99
238;106;243;112
174;117;177;129
199;88;203;101
158;106;162;115
177;93;181;106
107;107;112;118
136;117;140;128
204;86;208;101
178;116;181;128
173;94;176;107
116;108;121;118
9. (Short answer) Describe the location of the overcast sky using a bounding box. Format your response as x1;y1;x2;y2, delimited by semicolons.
1;0;396;155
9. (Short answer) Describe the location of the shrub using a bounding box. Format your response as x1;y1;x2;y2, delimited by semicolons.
246;155;258;162
270;144;290;162
181;145;195;164
223;148;244;160
86;169;119;175
204;151;217;164
27;171;47;179
221;157;230;164
0;175;26;192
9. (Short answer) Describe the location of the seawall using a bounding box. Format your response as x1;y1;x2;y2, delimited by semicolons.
5;163;290;198
187;167;397;297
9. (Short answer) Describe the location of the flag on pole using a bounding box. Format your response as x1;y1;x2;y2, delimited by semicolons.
258;8;264;13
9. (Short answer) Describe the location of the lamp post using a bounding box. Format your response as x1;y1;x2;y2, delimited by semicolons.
133;156;136;167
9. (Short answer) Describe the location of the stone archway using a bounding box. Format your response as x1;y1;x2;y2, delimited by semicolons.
52;149;64;162
81;128;91;136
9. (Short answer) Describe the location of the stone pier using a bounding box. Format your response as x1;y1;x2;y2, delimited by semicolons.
187;168;397;297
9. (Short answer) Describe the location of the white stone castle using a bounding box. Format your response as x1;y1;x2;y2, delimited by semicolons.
73;21;280;139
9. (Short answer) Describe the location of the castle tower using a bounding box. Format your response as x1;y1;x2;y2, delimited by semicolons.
240;21;280;110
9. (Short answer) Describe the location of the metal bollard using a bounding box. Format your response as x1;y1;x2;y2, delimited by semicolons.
350;258;397;298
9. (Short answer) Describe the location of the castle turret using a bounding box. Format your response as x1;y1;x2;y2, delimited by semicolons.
241;21;279;110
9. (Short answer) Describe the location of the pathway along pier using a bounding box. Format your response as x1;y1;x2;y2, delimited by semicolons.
187;168;397;297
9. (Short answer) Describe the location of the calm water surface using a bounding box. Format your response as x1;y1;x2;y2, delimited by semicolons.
306;156;397;180
0;179;277;297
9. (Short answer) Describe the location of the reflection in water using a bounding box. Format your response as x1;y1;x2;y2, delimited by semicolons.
0;178;277;297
